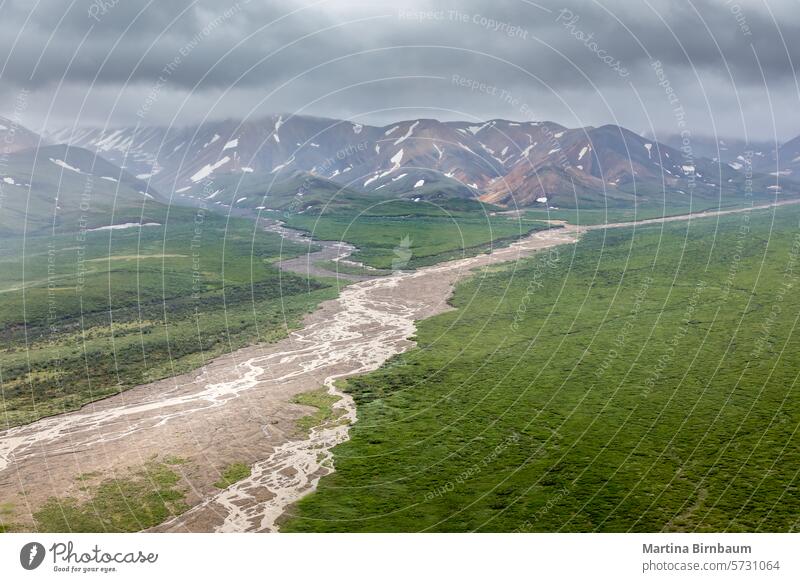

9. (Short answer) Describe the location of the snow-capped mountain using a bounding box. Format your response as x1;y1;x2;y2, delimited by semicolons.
47;115;797;210
658;133;800;186
482;124;761;207
652;134;774;166
756;135;800;178
0;114;163;235
47;125;169;180
0;115;44;154
0;142;162;235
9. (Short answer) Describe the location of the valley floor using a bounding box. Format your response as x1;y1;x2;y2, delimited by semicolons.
2;198;799;532
285;199;800;532
0;222;576;532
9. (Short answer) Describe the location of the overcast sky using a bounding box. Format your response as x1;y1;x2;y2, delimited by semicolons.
1;0;798;141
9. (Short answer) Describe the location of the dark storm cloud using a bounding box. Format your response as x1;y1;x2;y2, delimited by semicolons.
453;0;800;84
1;0;798;139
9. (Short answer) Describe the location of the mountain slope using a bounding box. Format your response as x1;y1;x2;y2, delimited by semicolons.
0;144;163;236
480;124;767;207
659;134;774;165
0;115;43;154
49;116;799;211
755;135;800;178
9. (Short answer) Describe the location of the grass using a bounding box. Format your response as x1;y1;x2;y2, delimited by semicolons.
0;143;162;237
33;459;188;532
0;503;17;532
0;193;544;427
285;198;549;269
214;463;252;489
519;198;763;226
292;389;345;435
283;204;800;532
0;207;337;427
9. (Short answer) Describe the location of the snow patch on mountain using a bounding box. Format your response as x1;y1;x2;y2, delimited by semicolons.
393;121;419;146
271;155;294;174
89;222;161;232
50;158;82;173
190;156;231;182
266;116;283;143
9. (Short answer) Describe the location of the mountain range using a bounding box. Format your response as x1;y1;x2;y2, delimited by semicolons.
0;117;162;235
49;115;798;211
1;113;798;236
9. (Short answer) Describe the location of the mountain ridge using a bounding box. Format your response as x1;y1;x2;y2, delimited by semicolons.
45;114;800;211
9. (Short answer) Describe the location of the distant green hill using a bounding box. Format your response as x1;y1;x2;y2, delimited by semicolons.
0;144;162;236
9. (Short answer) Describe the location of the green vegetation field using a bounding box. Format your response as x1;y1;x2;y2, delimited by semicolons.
0;191;549;428
0;207;337;427
285;198;548;269
33;457;189;532
284;205;800;532
521;198;763;226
